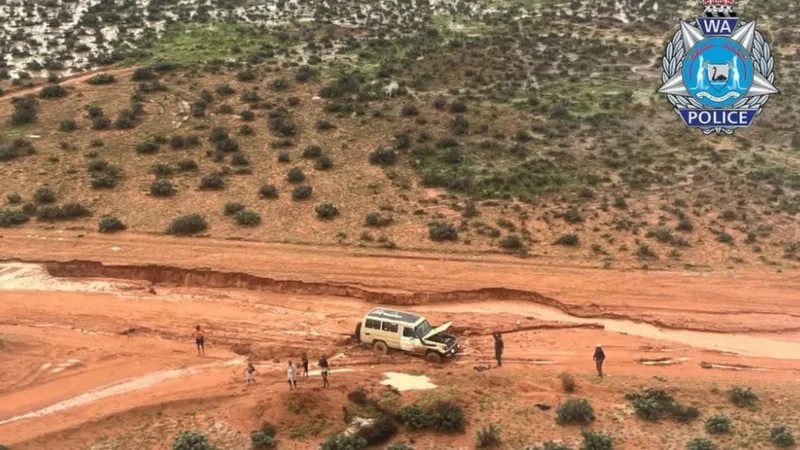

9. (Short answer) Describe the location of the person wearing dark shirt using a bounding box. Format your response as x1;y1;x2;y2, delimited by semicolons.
593;344;606;377
192;325;205;356
301;353;309;378
493;332;504;367
319;354;330;388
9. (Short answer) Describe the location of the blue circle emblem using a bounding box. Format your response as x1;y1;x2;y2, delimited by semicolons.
682;37;754;108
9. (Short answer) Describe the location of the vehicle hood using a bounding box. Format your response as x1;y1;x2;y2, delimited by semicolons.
423;322;452;340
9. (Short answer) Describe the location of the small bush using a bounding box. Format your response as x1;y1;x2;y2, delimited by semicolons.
278;152;290;162
555;233;579;246
399;405;430;430
314;156;333;171
10;95;39;125
401;104;419;116
581;430;612;450
33;187;56;204
428;222;458;241
292;185;313;201
0;138;36;161
172;431;212;450
59;119;78;132
356;415;398;446
216;84;236;96
259;184;278;199
316;119;336;131
210;127;229;142
287;167;306;183
637;244;658;260
556;398;595;425
239;109;255;121
39;84;68;99
727;386;757;407
302;145;322;158
499;234;523;250
369;147;397;166
200;174;225;190
770;426;795;447
320;435;366;450
251;430;277;450
704;414;731;434
98;216;126;233
6;192;22;204
231;153;250;166
22;203;37;215
237;70;256;82
0;208;30;227
365;212;392;227
224;202;246;215
151;180;176;197
686;438;715;450
152;163;174;178
235;209;261;227
132;68;157;81
563;209;583;223
716;232;734;244
87;73;116;85
178;159;198;171
386;443;414;450
433;96;447;109
315;203;339;219
676;217;694;232
430;401;465;432
92;115;111;130
168;214;207;235
136;140;159;154
215;138;239;153
347;387;369;405
36;203;90;221
559;373;576;393
475;424;502;448
531;442;572;450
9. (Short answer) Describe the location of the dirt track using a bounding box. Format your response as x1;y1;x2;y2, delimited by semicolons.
2;230;800;449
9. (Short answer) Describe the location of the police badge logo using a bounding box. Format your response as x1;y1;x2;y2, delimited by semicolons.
657;0;779;134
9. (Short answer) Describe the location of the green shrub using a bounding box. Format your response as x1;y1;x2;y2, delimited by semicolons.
6;192;21;204
292;185;313;201
209;127;229;142
704;414;731;434
365;212;392;227
34;187;56;204
224;202;246;215
98;216;126;233
278;152;290;163
314;156;333;171
235;210;261;227
580;430;612;450
399;405;430;430
0;138;37;161
499;235;523;250
231;153;250;166
356;415;398;446
178;160;198;172
259;184;278;199
556;398;595;425
625;389;698;423
172;431;212;450
87;73;116;85
401;104;419;116
369;147;397;166
36;204;89;221
475;424;502;448
563;209;583;223
677;217;694;232
250;429;277;450
430;401;465;432
315;203;339;219
168;214;208;235
637;244;658;260
39;84;68;99
0;208;30;227
386;443;414;450
136;139;159;154
151;180;175;197
200;174;225;190
428;222;458;241
9;95;38;125
727;386;757;407
302;145;322;158
287;167;306;183
686;438;715;450
671;404;700;423
59;119;78;132
320;435;367;450
770;426;795;447
347;387;369;405
559;373;576;393
528;442;573;450
316;119;336;130
716;232;734;244
554;233;579;246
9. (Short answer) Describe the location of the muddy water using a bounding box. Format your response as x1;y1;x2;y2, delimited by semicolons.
381;372;437;391
417;301;800;360
0;358;244;426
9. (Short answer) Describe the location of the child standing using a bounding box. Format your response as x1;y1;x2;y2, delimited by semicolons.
287;361;297;389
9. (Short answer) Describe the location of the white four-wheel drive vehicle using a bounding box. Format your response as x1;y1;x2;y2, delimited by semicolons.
355;308;459;363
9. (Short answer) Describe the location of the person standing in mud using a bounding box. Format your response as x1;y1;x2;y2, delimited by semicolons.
301;352;309;379
192;325;205;356
319;354;330;388
593;344;606;377
245;362;258;385
493;332;504;367
287;361;297;390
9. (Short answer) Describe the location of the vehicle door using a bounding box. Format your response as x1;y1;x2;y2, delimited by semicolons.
400;326;418;353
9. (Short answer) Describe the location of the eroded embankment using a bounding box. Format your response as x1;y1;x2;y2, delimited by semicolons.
10;259;800;335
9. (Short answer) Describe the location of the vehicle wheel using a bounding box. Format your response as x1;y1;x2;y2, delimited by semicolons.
373;341;389;355
425;352;443;364
354;322;362;343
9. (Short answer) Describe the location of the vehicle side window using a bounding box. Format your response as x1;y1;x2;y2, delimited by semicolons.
382;322;398;332
366;319;380;330
402;327;414;337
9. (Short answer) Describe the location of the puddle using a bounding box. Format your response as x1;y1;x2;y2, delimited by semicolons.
0;358;243;426
637;357;690;366
418;301;800;360
0;263;145;293
381;372;437;392
307;368;354;377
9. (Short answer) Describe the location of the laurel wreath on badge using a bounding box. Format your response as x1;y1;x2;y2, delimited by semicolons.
661;20;776;135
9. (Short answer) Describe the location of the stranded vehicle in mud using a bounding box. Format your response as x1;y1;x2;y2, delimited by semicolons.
355;308;459;363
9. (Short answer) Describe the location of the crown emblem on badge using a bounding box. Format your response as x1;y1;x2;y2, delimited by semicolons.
656;0;778;134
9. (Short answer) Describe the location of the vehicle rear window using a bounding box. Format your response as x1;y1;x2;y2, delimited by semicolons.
366;319;381;329
382;322;398;333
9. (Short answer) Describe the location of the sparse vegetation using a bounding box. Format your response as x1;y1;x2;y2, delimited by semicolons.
251;422;278;449
556;398;595;425
320;435;366;450
476;424;502;448
98;216;126;233
172;431;212;450
168;214;208;235
581;430;612;450
686;438;715;450
705;414;732;434
770;426;795;447
559;373;576;393
428;222;458;242
728;386;758;407
235;210;261;227
315;203;339;219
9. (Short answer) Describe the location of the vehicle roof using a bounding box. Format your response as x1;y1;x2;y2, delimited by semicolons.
366;308;424;325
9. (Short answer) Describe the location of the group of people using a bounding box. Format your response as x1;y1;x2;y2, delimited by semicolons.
492;332;607;377
192;326;332;389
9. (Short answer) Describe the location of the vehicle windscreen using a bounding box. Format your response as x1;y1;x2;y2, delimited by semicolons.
415;320;432;338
